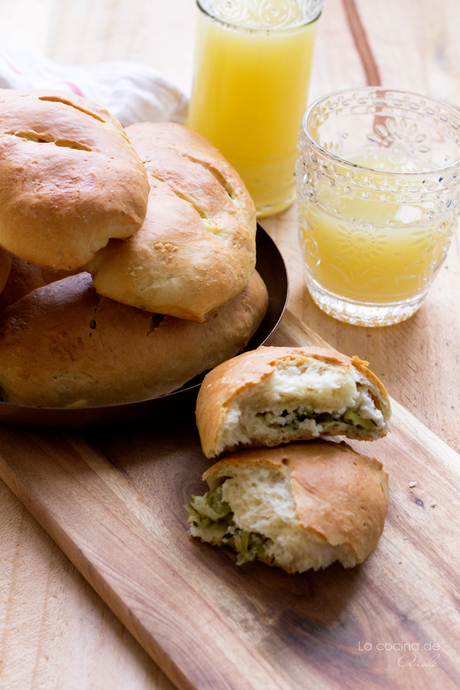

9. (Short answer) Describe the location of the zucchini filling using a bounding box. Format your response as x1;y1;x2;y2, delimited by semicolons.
186;484;272;565
256;408;377;432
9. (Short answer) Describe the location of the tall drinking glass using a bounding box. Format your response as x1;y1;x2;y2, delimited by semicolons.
188;0;323;217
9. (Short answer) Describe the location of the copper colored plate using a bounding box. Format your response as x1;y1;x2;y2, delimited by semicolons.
0;224;288;428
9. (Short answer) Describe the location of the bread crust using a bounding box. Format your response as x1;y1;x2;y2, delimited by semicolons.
0;248;12;296
86;122;257;322
196;346;391;457
0;89;149;270
0;271;268;407
0;256;76;311
203;440;389;569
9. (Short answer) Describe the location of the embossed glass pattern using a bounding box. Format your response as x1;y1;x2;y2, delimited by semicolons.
296;88;460;326
198;0;323;29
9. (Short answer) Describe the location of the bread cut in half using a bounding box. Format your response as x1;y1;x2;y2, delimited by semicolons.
187;441;389;573
86;122;257;322
0;271;268;408
0;89;149;270
196;346;391;458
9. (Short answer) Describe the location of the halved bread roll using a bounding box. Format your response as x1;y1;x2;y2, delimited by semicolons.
187;440;389;573
86;122;257;322
196;346;391;457
0;89;149;270
0;271;268;407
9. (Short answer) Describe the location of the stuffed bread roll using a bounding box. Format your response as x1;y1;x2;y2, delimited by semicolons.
196;346;391;458
86;122;257;322
0;270;268;407
187;440;389;573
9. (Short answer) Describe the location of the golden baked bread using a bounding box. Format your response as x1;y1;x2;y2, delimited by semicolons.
196;346;391;457
187;440;389;573
0;255;76;311
0;271;268;408
86;122;257;322
0;89;150;270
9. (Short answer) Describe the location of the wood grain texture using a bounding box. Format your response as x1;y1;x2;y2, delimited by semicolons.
341;0;381;86
0;0;459;688
0;310;459;690
0;477;176;690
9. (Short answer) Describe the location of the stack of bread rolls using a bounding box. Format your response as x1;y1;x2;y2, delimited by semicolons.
0;89;268;407
187;347;391;574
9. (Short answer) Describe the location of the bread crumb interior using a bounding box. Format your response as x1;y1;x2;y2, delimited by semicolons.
217;358;385;454
190;465;356;573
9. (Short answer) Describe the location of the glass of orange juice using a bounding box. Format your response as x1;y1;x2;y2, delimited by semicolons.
296;88;460;327
187;0;323;217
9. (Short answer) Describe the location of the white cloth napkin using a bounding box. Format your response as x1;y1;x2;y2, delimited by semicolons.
0;44;189;127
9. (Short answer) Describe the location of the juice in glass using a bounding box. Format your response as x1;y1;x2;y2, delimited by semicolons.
301;153;455;305
296;88;460;326
188;0;321;217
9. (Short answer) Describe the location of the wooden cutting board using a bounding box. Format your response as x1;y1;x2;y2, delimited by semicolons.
0;309;459;690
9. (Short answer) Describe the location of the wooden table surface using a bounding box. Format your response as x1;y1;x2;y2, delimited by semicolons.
0;1;459;689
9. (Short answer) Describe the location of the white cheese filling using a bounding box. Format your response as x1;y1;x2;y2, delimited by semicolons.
217;358;386;453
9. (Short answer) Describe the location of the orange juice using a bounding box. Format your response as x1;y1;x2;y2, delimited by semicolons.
188;3;319;216
300;153;455;305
